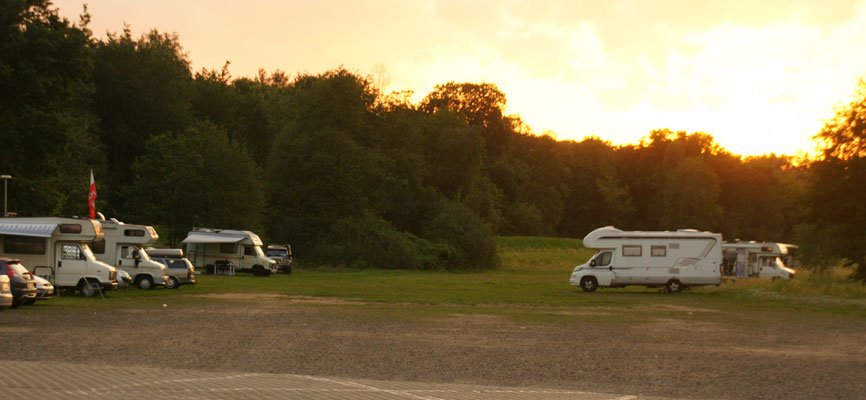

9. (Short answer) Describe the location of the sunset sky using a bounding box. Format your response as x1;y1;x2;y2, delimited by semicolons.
54;0;866;157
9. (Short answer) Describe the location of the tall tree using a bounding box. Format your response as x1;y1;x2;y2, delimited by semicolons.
797;79;866;280
0;0;104;216
92;27;193;214
126;120;265;245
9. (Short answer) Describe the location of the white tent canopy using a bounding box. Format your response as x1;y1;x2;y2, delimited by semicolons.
0;222;58;238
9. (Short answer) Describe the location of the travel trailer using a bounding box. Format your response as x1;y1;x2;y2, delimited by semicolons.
0;217;118;296
90;216;169;290
721;242;796;280
182;228;276;276
570;226;723;293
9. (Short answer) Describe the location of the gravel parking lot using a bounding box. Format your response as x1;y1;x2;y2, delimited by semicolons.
1;294;864;399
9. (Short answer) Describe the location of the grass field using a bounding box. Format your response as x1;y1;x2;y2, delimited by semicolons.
16;236;866;320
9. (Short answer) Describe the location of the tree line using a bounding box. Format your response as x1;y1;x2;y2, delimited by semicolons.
2;1;864;279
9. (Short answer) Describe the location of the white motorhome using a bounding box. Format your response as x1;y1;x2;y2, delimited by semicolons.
570;226;723;293
182;228;276;276
721;242;796;280
0;217;118;296
90;216;169;290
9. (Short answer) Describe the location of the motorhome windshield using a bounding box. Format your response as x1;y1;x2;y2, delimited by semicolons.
135;246;153;261
80;243;97;261
254;246;265;257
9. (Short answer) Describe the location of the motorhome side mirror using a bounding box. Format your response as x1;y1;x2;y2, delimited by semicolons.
590;259;596;267
134;258;140;267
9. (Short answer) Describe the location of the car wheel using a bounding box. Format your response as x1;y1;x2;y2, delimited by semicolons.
285;265;292;275
666;279;682;294
79;280;99;297
580;277;598;292
137;276;154;290
164;276;179;289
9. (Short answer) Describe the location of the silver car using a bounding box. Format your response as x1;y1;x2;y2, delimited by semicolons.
150;256;196;289
23;275;54;304
0;275;12;311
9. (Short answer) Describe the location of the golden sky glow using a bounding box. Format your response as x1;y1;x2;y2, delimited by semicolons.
54;0;866;157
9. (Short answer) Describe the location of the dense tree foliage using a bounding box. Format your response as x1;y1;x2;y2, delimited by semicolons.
797;80;866;280
0;0;103;216
6;1;860;275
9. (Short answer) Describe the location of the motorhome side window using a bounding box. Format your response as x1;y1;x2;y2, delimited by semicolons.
3;236;46;254
59;224;82;234
90;239;106;254
124;229;145;237
622;245;642;257
61;244;83;260
244;246;255;256
597;252;612;266
219;243;236;254
651;245;666;257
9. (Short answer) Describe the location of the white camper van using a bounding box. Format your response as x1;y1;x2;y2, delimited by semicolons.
721;242;796;280
90;217;169;290
182;228;277;276
0;217;118;296
570;226;723;293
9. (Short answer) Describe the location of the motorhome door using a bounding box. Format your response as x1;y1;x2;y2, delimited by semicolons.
118;245;140;268
55;242;88;286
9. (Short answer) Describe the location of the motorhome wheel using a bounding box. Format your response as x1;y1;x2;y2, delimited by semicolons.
252;265;266;277
79;280;99;297
580;277;598;292
665;279;682;294
164;276;179;289
136;275;154;290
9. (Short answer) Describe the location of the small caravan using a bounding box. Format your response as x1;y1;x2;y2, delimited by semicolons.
182;228;276;276
90;216;169;290
0;217;118;296
721;242;796;279
570;226;723;293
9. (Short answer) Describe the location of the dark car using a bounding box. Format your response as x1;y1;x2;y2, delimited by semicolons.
265;244;293;274
0;258;37;308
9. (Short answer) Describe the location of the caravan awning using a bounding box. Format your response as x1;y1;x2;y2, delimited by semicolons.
0;222;58;238
181;232;247;244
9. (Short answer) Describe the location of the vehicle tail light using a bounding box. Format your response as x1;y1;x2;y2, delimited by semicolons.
1;281;9;292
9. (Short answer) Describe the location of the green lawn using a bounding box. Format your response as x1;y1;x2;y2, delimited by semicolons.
14;236;866;320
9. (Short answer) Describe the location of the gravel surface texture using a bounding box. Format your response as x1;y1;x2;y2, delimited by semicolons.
1;294;864;399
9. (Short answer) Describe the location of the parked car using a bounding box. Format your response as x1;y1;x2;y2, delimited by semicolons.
22;275;54;305
0;258;37;307
148;249;196;289
116;269;133;289
0;275;12;311
265;244;293;274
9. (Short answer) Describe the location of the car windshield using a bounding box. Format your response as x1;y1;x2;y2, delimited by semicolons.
266;249;287;257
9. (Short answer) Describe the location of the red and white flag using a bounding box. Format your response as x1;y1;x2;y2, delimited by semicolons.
88;170;97;219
